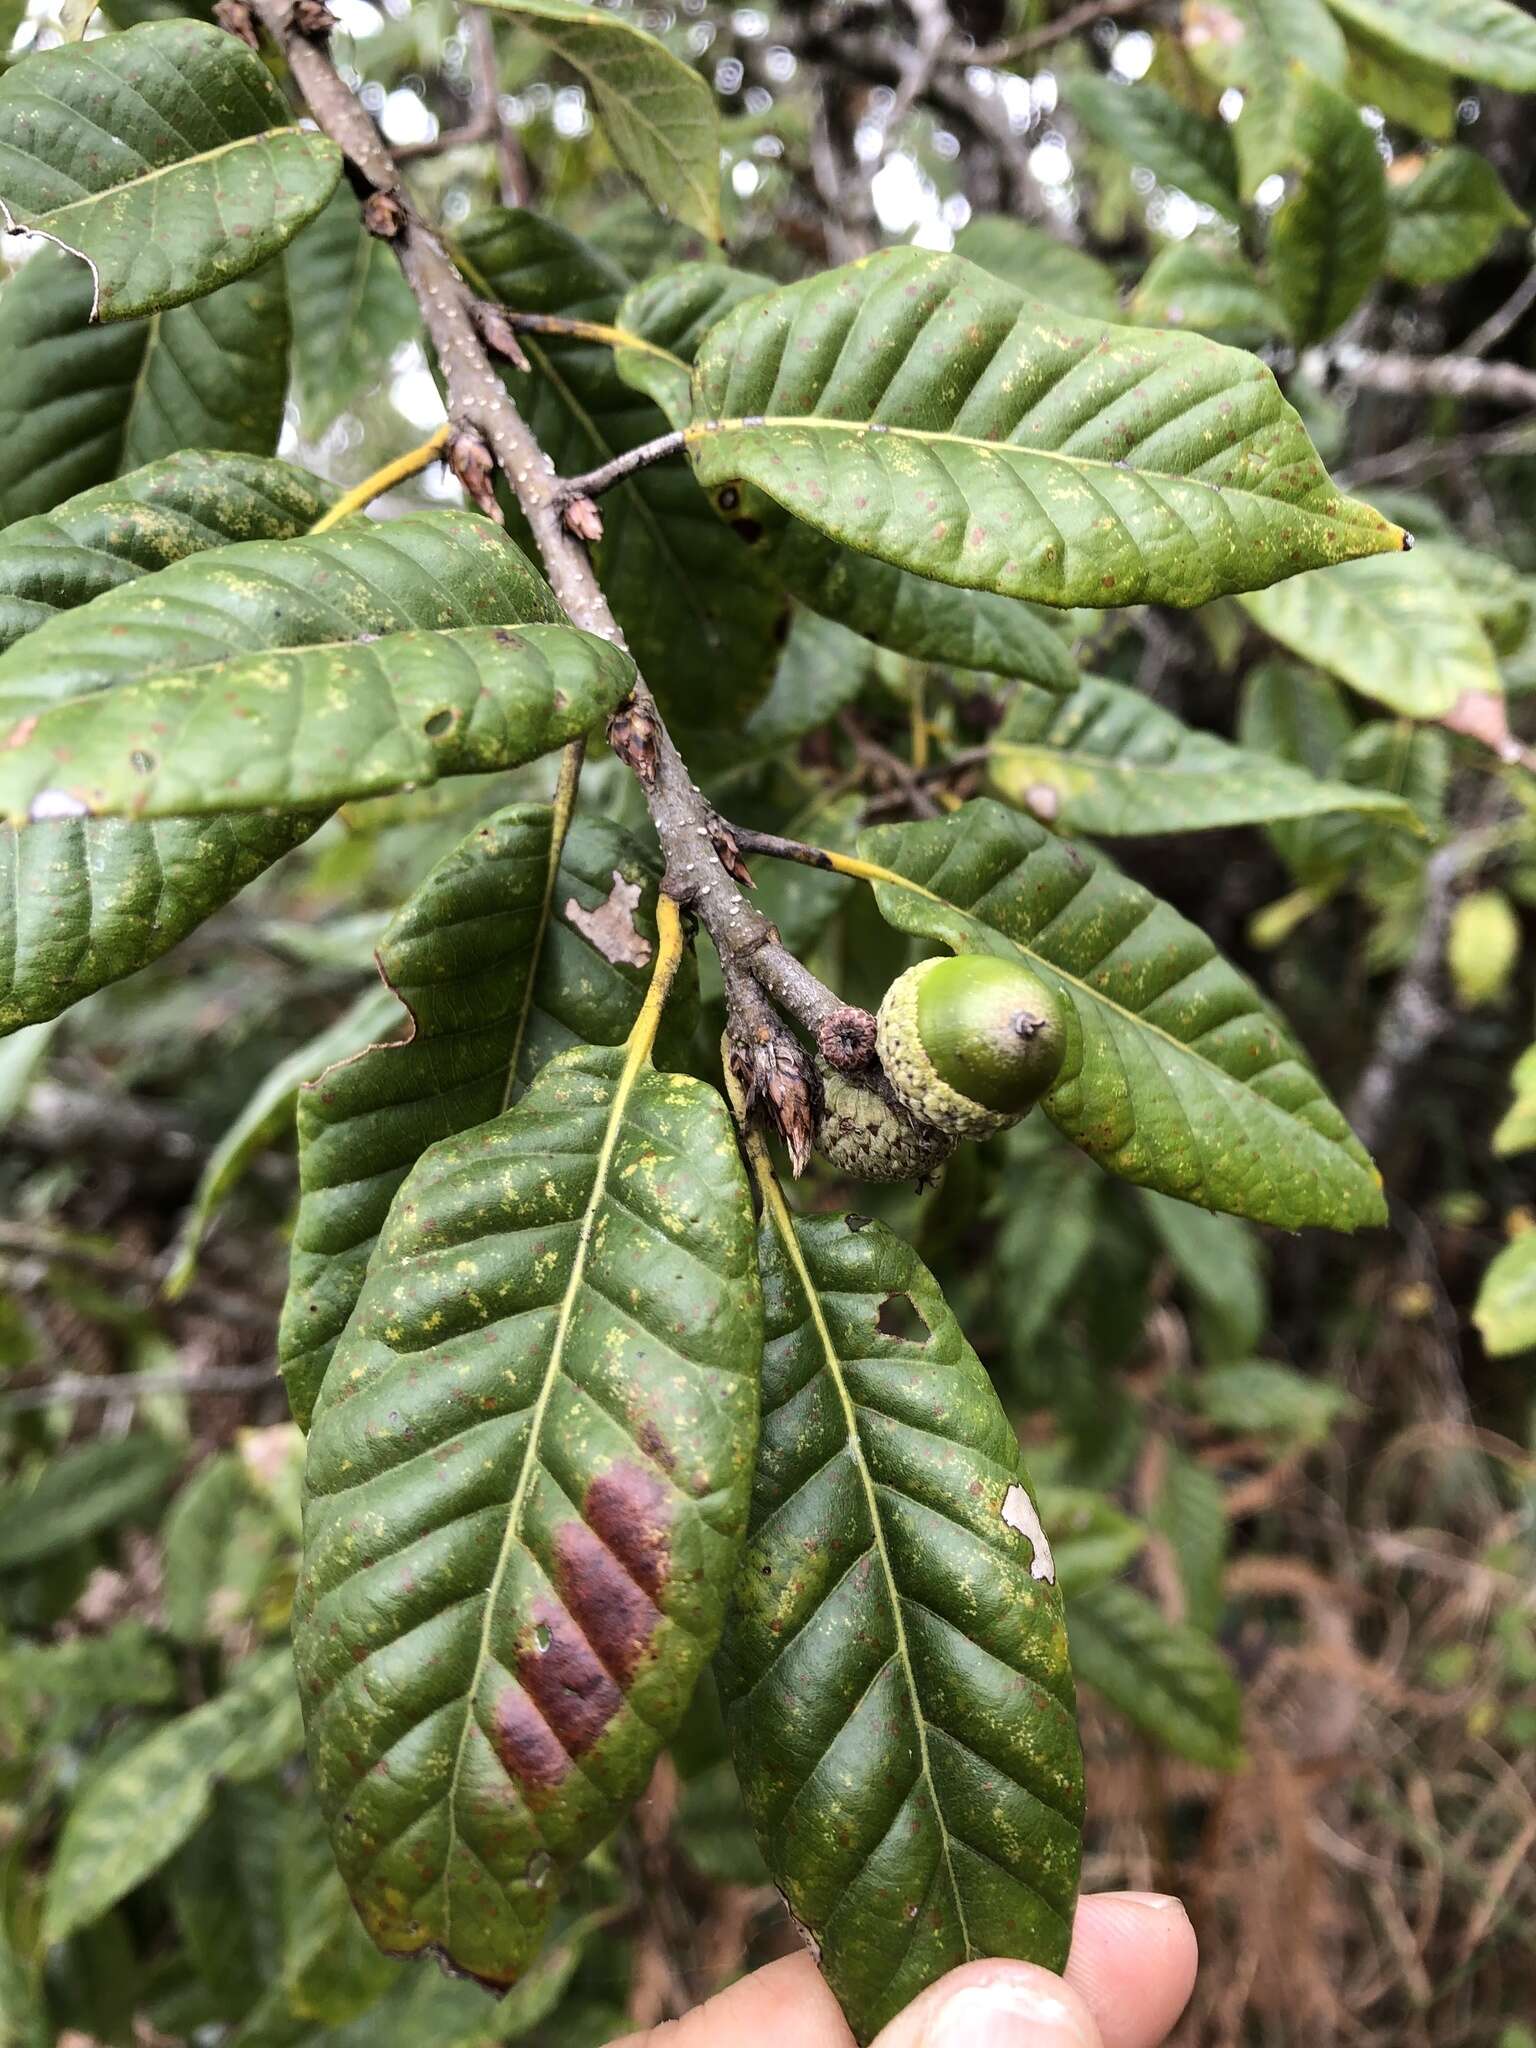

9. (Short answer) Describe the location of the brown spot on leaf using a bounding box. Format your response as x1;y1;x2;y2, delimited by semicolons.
550;1463;672;1686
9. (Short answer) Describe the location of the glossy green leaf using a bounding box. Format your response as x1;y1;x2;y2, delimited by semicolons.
1322;0;1536;89
736;610;872;763
989;671;1421;836
1128;241;1286;348
636;289;1061;693
1269;73;1388;344
285;186;421;431
716;1206;1082;2045
1343;23;1456;137
612;259;760;425
1185;0;1347;196
0;507;624;821
1492;1044;1536;1158
0;249;293;527
481;0;719;238
0;509;576;1028
0;618;627;824
1241;550;1501;717
1065;1581;1243;1768
0;21;341;319
162;1454;255;1645
1385;148;1525;285
1474;1234;1536;1357
0;1433;180;1568
1139;1188;1266;1361
42;1649;299;1944
860;799;1386;1230
615;264;1080;693
1033;1485;1147;1596
0;506;559;720
293;1041;762;1986
1238;660;1446;885
1150;1452;1228;1633
454;210;785;751
280;805;681;1428
0;451;335;654
5;1623;176;1718
0;810;319;1035
953;215;1121;321
1192;1359;1353;1440
169;1783;285;2022
165;985;400;1300
1069;74;1240;215
685;248;1405;613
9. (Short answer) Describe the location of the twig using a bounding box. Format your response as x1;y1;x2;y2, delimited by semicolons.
1346;833;1491;1155
838;709;941;817
0;1364;278;1413
1307;340;1536;409
468;5;529;207
1463;263;1536;360
247;0;852;1052
1340;414;1536;488
392;109;497;161
885;0;951;130
966;0;1149;63
554;431;688;504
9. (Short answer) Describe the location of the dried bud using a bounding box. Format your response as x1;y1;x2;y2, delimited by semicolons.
708;815;753;888
291;0;336;35
445;426;502;523
471;301;531;373
729;1025;815;1177
213;0;260;49
608;697;659;787
562;495;604;543
815;1004;878;1073
361;189;406;241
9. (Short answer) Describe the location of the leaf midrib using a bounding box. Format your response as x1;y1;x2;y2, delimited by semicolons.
19;127;321;232
760;1181;972;1962
988;735;1415;822
0;620;572;724
441;1038;655;1947
684;414;1399;535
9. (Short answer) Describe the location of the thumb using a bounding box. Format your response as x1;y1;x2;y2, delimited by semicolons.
871;1960;1103;2048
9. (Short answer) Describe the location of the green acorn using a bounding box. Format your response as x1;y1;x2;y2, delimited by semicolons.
813;1061;956;1183
875;954;1067;1141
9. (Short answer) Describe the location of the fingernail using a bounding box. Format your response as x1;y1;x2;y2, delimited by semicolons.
923;1979;1095;2048
1112;1891;1188;1914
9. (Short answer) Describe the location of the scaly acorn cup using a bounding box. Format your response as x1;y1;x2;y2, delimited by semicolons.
876;954;1067;1141
814;1060;957;1183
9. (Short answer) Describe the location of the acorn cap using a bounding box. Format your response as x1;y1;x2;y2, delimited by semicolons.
813;1061;956;1184
876;955;1066;1140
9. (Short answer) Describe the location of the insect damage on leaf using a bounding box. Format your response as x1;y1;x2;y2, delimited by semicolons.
1002;1482;1057;1586
564;868;653;966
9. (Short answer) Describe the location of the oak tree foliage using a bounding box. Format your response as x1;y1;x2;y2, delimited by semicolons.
0;0;1533;2040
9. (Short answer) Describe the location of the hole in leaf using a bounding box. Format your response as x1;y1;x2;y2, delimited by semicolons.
526;1850;553;1888
845;1214;874;1234
716;485;740;511
423;708;455;738
532;1621;551;1652
729;517;764;546
129;749;155;775
876;1292;930;1343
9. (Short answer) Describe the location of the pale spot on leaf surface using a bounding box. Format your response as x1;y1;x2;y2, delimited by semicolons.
1001;1480;1056;1584
565;870;653;968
